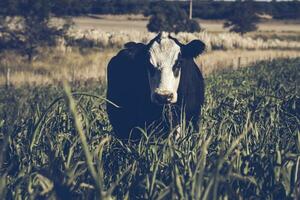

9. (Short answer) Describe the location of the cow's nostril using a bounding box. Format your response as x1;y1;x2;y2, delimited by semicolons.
168;93;174;99
154;92;174;104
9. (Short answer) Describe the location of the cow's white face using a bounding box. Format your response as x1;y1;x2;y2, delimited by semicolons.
144;33;205;105
148;37;181;104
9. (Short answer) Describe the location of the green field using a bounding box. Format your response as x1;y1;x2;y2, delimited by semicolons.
0;58;299;199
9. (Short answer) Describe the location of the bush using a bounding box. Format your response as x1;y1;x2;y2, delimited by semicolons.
0;0;71;61
224;0;259;35
147;2;200;33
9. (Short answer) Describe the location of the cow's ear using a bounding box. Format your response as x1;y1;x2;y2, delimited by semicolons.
182;40;205;58
124;42;146;50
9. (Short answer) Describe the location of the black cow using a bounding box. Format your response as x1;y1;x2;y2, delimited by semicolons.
106;33;205;140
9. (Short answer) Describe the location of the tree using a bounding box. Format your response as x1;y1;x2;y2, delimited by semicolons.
223;0;259;35
0;0;71;61
51;0;93;16
147;2;200;33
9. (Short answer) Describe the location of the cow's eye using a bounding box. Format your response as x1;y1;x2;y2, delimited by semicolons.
173;67;180;77
173;59;182;71
173;58;182;69
147;64;156;77
173;59;182;77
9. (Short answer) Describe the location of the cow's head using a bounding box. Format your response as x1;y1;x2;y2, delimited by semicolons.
145;32;205;105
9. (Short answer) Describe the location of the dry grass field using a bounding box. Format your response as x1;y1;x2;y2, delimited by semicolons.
1;15;300;86
1;48;300;86
68;15;300;34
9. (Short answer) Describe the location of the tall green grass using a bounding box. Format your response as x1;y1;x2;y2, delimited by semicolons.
0;58;299;199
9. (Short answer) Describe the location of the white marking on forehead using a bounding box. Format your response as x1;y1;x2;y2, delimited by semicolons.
149;38;181;69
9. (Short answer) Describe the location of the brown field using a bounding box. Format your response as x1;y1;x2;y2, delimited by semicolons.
1;48;300;86
68;15;300;34
1;15;300;86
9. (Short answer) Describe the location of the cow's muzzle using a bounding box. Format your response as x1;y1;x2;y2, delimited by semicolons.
153;90;175;104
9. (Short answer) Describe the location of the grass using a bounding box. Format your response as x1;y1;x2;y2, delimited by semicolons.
0;47;114;86
65;30;300;51
1;47;300;86
2;20;300;87
251;32;300;42
0;58;299;199
64;15;300;34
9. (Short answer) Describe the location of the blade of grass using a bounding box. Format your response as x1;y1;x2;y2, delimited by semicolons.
63;82;102;198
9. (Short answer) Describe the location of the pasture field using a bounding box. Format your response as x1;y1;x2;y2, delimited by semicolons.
1;30;300;86
0;58;299;199
68;15;300;34
2;16;300;86
1;47;300;86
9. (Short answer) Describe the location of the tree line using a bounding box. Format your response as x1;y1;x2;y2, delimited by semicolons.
0;0;299;62
1;0;300;19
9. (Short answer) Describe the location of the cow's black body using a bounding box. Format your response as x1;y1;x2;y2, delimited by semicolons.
106;42;205;140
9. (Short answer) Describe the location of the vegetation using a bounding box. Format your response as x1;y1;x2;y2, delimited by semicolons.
1;45;300;86
1;0;300;19
0;0;71;61
0;58;299;199
147;2;200;33
66;31;300;51
90;0;300;20
224;0;260;35
0;0;92;16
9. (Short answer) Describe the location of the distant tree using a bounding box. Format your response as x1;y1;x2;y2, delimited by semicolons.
0;0;18;15
51;0;93;16
147;2;200;33
223;0;260;35
0;0;71;61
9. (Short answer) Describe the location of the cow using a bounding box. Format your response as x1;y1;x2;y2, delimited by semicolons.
106;32;205;141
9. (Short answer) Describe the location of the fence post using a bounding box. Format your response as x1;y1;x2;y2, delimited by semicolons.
189;0;193;19
6;66;10;89
238;57;241;69
72;66;75;85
